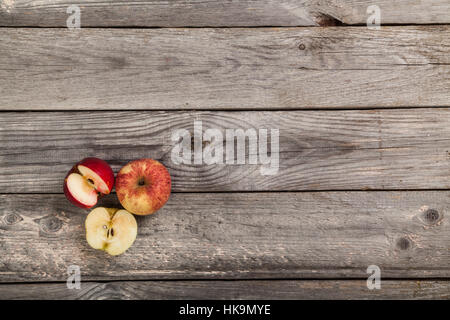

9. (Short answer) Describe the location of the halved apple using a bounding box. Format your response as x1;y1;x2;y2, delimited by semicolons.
85;207;138;256
63;157;115;209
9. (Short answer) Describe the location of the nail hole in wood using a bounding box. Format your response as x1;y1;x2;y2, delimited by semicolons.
424;209;439;223
397;237;411;251
298;43;306;50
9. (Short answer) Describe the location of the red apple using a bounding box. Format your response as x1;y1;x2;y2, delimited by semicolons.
63;157;115;208
115;159;171;215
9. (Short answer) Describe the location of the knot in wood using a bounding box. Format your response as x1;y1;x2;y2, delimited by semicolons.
4;213;23;225
40;216;63;233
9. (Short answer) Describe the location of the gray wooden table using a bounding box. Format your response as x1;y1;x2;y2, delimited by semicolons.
0;0;449;300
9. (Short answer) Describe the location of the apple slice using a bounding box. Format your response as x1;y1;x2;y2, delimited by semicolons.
85;207;138;256
64;173;98;208
63;157;114;209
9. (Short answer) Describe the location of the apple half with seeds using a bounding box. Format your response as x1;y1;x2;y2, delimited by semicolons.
63;157;115;208
85;207;138;256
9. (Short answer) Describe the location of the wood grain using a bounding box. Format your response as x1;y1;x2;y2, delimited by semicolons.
1;0;449;27
0;280;448;300
0;192;448;282
3;109;450;192
0;27;449;110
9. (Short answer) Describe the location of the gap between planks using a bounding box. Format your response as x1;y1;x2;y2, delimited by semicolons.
3;106;450;112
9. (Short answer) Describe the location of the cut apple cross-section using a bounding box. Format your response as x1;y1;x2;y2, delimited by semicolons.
86;207;138;256
63;157;115;209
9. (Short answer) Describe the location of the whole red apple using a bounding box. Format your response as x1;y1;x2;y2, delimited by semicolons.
115;159;171;215
63;157;115;209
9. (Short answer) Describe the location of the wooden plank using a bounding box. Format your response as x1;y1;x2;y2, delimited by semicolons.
0;280;448;299
0;192;448;282
1;0;449;27
2;109;450;192
0;27;449;110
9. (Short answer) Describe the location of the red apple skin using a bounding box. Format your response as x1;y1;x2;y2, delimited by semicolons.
115;159;171;215
63;157;115;209
78;157;115;194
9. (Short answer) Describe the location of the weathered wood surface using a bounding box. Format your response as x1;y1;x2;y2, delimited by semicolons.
1;0;449;27
0;280;448;300
1;27;449;111
0;192;448;282
3;109;450;192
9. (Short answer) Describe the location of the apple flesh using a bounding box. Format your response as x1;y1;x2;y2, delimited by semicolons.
115;159;171;215
85;207;137;256
63;157;114;208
